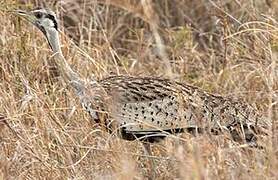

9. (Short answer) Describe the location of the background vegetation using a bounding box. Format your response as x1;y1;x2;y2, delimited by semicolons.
0;0;277;179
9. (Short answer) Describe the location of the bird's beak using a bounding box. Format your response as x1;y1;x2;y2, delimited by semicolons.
14;10;36;24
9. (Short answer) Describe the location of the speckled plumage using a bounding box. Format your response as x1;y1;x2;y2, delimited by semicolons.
80;76;270;143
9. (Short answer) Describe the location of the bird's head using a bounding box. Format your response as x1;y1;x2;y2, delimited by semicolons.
16;8;58;35
15;8;60;52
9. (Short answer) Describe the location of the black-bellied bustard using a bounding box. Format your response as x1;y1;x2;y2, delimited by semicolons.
15;8;269;147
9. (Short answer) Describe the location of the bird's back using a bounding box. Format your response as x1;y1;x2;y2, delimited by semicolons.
81;76;269;142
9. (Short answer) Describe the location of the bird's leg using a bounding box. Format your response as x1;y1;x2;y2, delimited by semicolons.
143;142;156;180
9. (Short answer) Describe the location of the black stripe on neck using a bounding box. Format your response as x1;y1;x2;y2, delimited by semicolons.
40;27;54;51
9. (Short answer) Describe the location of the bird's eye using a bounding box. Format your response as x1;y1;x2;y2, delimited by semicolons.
35;12;43;19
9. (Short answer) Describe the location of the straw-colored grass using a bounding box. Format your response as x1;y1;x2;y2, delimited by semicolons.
0;0;277;179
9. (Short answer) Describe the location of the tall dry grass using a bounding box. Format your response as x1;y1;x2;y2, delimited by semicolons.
0;0;277;179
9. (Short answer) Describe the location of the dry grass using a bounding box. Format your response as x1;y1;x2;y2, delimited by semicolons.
0;0;277;179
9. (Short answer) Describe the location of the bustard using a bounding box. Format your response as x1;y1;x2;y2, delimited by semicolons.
15;8;269;145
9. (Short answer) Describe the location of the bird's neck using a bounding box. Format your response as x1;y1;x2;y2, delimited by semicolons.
46;28;86;92
46;28;62;53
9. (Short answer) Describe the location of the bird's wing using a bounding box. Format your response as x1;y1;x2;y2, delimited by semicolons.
95;76;270;141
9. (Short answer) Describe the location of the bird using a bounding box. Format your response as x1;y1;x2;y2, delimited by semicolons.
15;8;270;146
